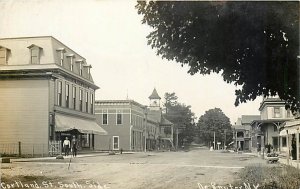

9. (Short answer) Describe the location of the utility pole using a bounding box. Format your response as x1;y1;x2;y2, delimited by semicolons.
224;129;227;150
213;131;216;150
144;108;147;153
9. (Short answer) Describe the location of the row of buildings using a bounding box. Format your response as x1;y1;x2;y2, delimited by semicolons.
0;36;175;156
232;97;299;161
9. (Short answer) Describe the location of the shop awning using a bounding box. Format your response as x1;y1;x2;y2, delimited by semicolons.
279;119;300;136
55;114;107;135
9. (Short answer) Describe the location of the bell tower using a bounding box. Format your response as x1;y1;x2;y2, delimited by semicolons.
149;88;161;110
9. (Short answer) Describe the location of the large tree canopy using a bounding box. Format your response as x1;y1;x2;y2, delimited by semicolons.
197;108;232;147
136;1;300;111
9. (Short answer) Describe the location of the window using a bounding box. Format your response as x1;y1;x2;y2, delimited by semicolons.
56;48;65;66
90;93;94;114
65;84;69;108
31;48;39;64
117;113;122;125
67;54;75;71
274;107;281;118
28;45;42;64
282;136;287;147
72;86;76;109
79;89;83;111
57;81;62;106
113;136;119;150
80;62;83;76
103;114;108;125
0;47;8;65
85;91;89;112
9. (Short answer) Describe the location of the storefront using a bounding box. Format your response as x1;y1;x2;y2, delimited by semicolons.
55;113;107;150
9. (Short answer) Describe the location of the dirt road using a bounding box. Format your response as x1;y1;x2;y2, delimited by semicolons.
1;148;270;189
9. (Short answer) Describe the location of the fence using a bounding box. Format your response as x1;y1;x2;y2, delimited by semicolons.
0;141;62;157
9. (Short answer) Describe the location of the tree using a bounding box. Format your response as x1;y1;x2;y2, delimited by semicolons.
197;108;232;148
164;92;178;114
163;92;196;146
136;1;300;112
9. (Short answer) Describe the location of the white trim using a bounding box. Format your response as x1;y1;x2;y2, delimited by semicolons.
112;136;119;150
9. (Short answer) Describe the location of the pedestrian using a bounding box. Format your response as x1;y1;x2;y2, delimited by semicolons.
71;135;78;157
63;137;71;156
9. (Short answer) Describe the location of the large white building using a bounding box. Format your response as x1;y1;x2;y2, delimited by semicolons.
0;36;106;156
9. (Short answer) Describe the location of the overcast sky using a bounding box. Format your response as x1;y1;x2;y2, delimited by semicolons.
0;0;262;124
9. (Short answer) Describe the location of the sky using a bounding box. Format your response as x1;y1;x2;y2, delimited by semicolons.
0;0;262;124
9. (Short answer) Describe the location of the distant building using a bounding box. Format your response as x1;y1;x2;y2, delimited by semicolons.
147;88;175;150
94;100;148;151
233;115;260;151
94;88;174;151
250;97;293;152
0;36;106;156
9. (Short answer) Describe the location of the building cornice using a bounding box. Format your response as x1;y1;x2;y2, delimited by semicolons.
0;64;99;89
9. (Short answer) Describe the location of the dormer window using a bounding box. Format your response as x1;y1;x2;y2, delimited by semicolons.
56;48;66;66
27;44;42;64
75;59;84;76
0;46;10;65
83;64;92;79
66;54;75;71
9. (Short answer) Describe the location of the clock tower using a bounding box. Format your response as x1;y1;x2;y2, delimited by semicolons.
149;88;161;110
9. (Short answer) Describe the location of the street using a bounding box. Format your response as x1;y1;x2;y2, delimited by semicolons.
1;147;270;189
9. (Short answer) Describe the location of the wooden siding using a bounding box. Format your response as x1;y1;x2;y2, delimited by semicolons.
0;79;49;154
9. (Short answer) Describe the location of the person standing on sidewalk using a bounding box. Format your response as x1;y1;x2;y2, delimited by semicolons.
63;137;71;156
71;135;78;157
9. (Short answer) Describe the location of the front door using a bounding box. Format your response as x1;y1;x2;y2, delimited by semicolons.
113;136;119;150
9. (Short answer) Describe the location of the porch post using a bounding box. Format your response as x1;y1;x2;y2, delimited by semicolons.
297;128;299;169
287;130;290;165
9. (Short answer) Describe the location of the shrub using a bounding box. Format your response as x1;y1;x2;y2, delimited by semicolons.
234;164;300;189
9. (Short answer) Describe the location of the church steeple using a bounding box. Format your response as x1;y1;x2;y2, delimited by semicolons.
149;88;161;108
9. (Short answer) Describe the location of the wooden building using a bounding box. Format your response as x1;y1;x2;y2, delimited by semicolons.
0;36;106;156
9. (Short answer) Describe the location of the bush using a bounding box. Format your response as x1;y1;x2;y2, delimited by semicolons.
234;164;300;189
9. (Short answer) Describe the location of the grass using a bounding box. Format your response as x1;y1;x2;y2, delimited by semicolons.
234;164;300;189
1;175;50;183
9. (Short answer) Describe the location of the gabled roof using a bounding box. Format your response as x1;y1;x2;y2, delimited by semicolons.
241;115;261;124
149;88;161;100
160;116;173;126
27;44;43;49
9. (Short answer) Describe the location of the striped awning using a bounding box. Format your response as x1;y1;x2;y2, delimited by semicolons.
55;114;107;135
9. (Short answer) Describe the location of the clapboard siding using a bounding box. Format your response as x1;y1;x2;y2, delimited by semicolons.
0;79;49;154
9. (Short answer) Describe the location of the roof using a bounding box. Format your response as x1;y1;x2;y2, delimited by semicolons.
250;119;289;126
147;110;162;122
160;116;173;126
95;100;146;109
241;115;261;124
259;97;285;111
232;125;244;130
149;88;161;100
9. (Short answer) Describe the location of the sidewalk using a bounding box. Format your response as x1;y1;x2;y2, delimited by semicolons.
8;151;135;162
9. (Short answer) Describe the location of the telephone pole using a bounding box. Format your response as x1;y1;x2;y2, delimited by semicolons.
224;129;227;150
213;131;216;150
